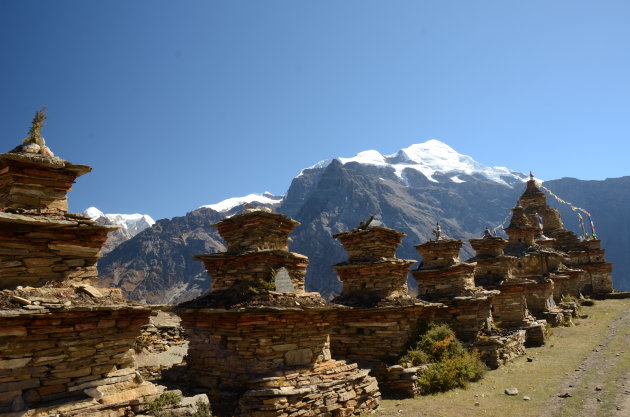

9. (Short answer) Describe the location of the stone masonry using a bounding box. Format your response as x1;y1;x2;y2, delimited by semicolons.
518;175;613;296
0;129;164;416
332;225;416;306
177;208;380;417
411;225;528;367
412;225;498;342
330;223;445;397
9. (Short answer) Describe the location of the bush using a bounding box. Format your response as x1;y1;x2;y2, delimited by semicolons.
401;322;466;365
581;299;596;306
148;392;182;417
400;322;487;394
418;352;487;394
561;295;578;303
189;399;212;417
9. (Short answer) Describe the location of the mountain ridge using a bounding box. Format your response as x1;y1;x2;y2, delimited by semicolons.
96;140;629;302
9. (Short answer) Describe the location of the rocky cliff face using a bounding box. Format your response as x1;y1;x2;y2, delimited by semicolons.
278;159;525;298
96;141;627;303
97;208;225;304
85;207;155;255
97;199;282;304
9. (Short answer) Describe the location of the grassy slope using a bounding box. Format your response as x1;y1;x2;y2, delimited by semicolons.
374;299;630;417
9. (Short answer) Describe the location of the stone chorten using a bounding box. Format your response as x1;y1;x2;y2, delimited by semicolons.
469;228;514;287
413;224;478;299
412;224;497;341
518;176;613;296
475;205;562;343
468;226;542;333
332;221;416;306
177;208;380;417
0;113;157;415
329;221;445;397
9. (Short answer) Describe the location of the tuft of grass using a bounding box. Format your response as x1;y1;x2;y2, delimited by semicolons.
189;399;213;417
148;392;182;417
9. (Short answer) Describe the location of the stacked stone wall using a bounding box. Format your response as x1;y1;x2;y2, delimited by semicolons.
330;306;442;367
472;330;526;369
0;307;151;413
0;216;113;289
196;251;307;293
486;284;531;328
333;262;412;300
238;361;379;417
180;310;332;388
525;282;555;316
415;264;476;299
581;263;614;294
551;271;583;300
0;155;89;213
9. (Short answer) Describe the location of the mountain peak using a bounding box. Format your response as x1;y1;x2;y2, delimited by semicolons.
303;139;526;187
201;192;284;213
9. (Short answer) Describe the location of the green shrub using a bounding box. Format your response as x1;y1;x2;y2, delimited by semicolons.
401;322;466;365
189;399;212;417
418;351;486;394
400;322;487;394
561;295;578;303
581;299;596;306
148;392;182;417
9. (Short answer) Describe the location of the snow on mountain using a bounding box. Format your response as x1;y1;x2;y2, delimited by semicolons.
302;139;526;186
201;192;284;213
84;207;155;236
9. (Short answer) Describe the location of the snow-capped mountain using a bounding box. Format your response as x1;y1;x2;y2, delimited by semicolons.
200;192;283;213
97;139;628;303
99;139;534;303
85;207;155;255
303;139;527;186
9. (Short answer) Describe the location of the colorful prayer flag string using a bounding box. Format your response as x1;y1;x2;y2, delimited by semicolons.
492;213;511;235
535;181;597;239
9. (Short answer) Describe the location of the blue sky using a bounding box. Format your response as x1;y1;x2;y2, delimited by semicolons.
2;1;629;220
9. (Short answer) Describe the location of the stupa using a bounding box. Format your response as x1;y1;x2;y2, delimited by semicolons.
329;219;445;397
177;208;380;417
517;174;613;296
412;224;498;341
0;110;161;415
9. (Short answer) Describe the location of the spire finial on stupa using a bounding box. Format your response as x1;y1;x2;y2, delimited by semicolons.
10;107;55;156
432;222;443;241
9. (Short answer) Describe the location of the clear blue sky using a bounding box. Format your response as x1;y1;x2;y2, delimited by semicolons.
2;1;629;220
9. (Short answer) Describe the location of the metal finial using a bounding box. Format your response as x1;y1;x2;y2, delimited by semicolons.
358;214;375;230
433;222;442;241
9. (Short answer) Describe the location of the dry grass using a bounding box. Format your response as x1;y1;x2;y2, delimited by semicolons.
374;299;630;417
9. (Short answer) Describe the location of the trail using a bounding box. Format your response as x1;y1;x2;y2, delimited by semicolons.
540;306;630;417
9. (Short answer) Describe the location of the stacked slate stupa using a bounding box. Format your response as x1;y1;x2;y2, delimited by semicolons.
0;110;161;415
518;175;613;296
475;205;553;344
177;208;380;417
332;220;416;306
412;224;498;342
330;220;444;397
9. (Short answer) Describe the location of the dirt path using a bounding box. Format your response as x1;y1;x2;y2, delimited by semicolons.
375;299;630;417
540;305;630;417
